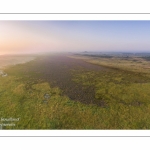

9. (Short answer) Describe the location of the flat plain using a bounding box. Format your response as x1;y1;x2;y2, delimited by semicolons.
1;53;150;129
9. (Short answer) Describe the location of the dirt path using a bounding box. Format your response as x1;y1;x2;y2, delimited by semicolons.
30;54;107;106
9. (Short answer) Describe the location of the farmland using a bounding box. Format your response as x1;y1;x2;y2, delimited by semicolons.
1;53;150;129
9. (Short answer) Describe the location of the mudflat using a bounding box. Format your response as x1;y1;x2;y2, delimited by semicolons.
27;54;107;106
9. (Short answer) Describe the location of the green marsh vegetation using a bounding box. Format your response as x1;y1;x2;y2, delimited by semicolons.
70;54;150;74
1;54;150;129
70;54;150;129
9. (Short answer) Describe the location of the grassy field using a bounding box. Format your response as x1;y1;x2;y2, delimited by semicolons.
70;54;150;74
1;54;150;129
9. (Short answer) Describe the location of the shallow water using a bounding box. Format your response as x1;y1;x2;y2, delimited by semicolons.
0;55;35;69
26;54;107;106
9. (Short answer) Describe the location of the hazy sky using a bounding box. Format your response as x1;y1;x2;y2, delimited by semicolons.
0;21;150;55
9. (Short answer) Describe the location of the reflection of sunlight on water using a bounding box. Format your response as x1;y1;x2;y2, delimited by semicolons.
0;55;35;68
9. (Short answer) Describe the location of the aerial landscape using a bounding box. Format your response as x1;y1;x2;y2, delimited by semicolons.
1;21;150;129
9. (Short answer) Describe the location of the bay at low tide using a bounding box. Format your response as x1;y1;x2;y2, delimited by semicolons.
0;55;35;69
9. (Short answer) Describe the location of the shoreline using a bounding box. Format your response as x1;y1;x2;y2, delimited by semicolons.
0;55;36;70
0;55;36;78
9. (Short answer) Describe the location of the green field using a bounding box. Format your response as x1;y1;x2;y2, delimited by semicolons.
1;54;150;129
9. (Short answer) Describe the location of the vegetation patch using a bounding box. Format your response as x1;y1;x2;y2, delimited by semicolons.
1;54;150;129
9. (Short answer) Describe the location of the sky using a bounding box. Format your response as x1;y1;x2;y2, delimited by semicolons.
0;21;150;55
